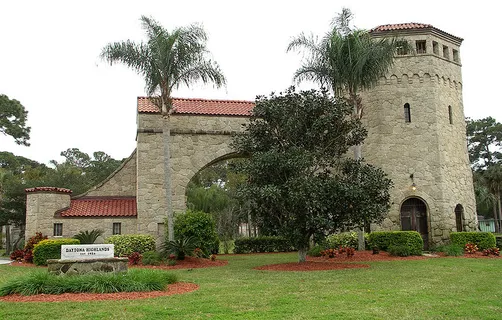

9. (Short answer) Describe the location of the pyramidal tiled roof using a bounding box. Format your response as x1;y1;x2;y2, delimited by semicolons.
59;197;137;217
137;97;254;116
370;23;433;32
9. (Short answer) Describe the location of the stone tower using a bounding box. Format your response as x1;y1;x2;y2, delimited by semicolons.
361;23;476;247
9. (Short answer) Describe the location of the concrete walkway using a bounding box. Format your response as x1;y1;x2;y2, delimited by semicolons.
0;258;11;265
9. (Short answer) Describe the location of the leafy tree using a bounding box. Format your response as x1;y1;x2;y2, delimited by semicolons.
483;165;502;232
0;94;31;146
232;88;392;262
101;15;226;240
466;117;502;170
287;8;402;249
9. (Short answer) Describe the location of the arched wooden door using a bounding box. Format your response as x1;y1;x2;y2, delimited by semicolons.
400;198;429;249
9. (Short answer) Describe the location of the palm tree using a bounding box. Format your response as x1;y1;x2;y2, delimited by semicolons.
288;8;402;249
100;16;226;240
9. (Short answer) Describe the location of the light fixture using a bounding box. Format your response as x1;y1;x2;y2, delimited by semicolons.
410;173;417;191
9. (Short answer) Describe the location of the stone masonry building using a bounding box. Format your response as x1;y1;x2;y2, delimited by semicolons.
25;23;476;248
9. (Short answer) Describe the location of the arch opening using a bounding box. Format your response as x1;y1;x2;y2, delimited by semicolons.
400;197;429;249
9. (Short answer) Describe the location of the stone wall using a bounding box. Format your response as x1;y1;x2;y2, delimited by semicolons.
25;191;71;240
50;217;137;242
84;150;137;197
136;113;247;241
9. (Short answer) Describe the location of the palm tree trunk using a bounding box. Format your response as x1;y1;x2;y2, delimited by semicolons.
497;190;502;234
164;124;174;241
353;102;365;251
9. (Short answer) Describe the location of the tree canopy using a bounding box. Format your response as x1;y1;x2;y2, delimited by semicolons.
466;117;502;171
0;94;31;146
232;88;392;262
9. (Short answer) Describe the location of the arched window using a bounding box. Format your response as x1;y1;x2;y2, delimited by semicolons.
404;103;411;123
455;204;464;232
448;105;453;124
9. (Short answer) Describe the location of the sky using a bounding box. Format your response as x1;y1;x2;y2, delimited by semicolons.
1;0;500;165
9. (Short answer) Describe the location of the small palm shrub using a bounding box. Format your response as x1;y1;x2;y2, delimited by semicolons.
73;229;104;244
164;236;196;260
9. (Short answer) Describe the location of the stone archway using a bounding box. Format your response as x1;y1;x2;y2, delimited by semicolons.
400;197;429;249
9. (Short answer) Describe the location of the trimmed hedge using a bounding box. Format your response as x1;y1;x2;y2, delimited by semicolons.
367;231;423;255
450;232;496;250
234;236;294;253
105;234;156;257
32;238;80;266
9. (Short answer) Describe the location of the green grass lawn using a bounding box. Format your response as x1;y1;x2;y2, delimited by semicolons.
1;253;501;319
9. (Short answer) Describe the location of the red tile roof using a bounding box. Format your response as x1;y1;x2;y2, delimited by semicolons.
138;97;254;116
370;23;463;43
25;187;72;194
370;23;433;32
60;197;137;217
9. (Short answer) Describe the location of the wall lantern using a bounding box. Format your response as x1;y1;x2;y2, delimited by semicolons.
410;173;417;191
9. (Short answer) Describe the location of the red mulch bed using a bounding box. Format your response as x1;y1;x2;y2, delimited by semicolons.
0;282;199;303
436;251;501;259
308;251;431;262
133;256;228;269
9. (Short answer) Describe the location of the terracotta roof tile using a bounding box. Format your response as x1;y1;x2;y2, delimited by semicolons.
138;97;254;116
60;197;137;217
25;187;72;194
370;23;433;32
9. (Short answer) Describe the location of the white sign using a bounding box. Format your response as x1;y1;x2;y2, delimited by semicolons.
61;244;114;260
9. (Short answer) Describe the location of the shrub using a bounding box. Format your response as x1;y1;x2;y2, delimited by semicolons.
73;229;104;244
171;210;220;255
164;236;197;260
0;269;177;296
105;234;156;257
307;245;323;257
10;250;25;261
325;232;358;248
345;247;355;257
450;232;496;250
142;251;162;266
367;231;423;256
388;244;413;257
18;232;48;263
495;235;502;249
320;248;337;258
234;236;294;254
32;238;80;266
464;243;478;254
442;244;464;256
209;254;217;261
128;252;142;265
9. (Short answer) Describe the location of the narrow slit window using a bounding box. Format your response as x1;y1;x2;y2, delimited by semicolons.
416;40;426;54
452;49;459;62
433;41;439;55
113;222;122;235
448;105;453;124
443;45;449;59
54;223;63;237
404;103;411;123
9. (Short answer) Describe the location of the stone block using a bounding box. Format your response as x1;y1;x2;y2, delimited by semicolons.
47;258;128;275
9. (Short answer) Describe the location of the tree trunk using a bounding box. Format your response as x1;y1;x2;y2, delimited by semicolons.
353;102;366;251
493;204;499;233
164;124;174;241
298;247;307;263
5;225;11;255
497;190;502;234
0;225;3;250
